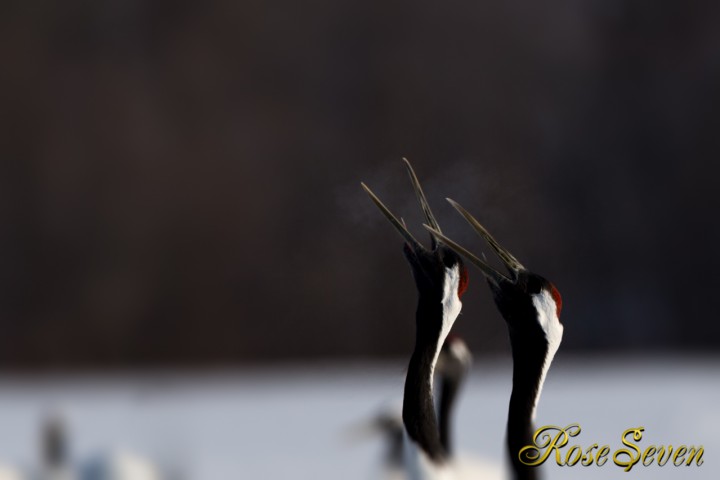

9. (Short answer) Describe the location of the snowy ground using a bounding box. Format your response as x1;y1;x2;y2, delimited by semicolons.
0;355;717;479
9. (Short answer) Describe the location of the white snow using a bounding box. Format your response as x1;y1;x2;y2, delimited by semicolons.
0;355;717;479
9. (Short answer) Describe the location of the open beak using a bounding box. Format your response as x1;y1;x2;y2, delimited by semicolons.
402;158;441;246
361;159;444;251
423;224;508;285
422;199;526;286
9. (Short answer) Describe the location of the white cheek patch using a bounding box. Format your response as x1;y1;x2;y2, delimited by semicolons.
429;265;463;383
530;289;564;419
440;265;462;345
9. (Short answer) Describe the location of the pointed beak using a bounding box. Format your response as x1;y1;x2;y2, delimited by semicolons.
423;224;508;286
361;182;423;251
361;158;444;252
402;158;442;241
446;199;525;278
422;199;526;286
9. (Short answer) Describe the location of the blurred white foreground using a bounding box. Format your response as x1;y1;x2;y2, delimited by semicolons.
0;355;717;479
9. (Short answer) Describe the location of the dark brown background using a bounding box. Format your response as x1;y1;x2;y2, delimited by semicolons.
1;0;718;368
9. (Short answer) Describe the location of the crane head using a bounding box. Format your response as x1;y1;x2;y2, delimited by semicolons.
361;159;468;334
423;200;562;348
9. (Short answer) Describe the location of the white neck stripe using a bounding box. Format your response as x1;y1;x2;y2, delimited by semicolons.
530;289;563;420
431;265;463;384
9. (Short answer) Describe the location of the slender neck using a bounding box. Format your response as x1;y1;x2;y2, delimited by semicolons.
384;424;405;467
402;298;447;463
43;422;66;469
437;373;459;455
507;335;548;480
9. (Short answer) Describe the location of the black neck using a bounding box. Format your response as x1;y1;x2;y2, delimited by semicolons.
402;298;446;462
43;422;66;468
507;334;548;480
437;373;460;455
380;419;405;467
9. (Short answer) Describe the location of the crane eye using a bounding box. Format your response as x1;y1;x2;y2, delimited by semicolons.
457;265;469;298
548;283;563;317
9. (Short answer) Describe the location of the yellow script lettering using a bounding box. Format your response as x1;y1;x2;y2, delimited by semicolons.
613;427;644;472
518;424;580;467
